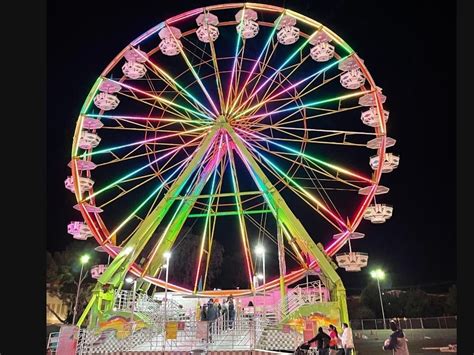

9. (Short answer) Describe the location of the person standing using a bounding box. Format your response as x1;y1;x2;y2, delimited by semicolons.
328;324;342;355
222;299;229;330
303;327;331;355
228;295;236;329
383;320;409;354
341;323;355;355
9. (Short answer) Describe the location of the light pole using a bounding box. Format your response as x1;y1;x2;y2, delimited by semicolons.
163;252;171;322
72;254;90;325
370;269;386;329
255;245;266;317
163;252;171;353
125;276;137;330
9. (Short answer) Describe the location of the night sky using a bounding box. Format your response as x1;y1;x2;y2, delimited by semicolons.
47;0;455;294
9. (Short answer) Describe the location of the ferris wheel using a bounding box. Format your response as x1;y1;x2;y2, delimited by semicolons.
67;3;398;303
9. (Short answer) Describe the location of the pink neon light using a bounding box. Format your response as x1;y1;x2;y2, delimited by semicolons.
89;127;208;156
235;127;372;183
235;132;347;228
225;133;255;289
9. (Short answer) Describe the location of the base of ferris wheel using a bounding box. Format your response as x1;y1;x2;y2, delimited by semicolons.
51;277;354;354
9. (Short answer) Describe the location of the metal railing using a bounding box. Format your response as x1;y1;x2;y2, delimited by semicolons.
350;316;457;330
46;331;59;354
276;280;328;321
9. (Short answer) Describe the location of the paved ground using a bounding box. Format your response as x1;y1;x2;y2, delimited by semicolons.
353;329;457;354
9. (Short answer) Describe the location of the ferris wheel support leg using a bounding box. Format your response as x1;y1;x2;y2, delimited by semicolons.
77;129;218;327
226;124;349;324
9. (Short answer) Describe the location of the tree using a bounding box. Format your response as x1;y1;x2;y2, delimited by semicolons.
168;232;224;290
350;304;376;319
445;284;456;315
401;288;430;317
360;282;383;317
220;253;250;289
46;241;100;324
384;293;404;318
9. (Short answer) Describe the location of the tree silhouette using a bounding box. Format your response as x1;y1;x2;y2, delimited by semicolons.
46;241;100;324
168;231;224;290
445;284;456;315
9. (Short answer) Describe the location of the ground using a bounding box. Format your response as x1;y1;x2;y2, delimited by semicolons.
353;329;457;354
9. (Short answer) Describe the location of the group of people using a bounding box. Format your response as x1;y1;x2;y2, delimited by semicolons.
300;320;409;355
302;323;354;355
199;295;236;329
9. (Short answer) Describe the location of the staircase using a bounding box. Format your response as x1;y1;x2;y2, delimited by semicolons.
256;281;329;352
77;290;181;354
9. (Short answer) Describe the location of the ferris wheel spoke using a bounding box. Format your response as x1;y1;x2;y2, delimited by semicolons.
98;130;218;285
108;78;211;120
241;61;345;120
80;126;208;158
228;14;283;113
86;114;209;131
248;151;344;232
94;143;195;169
236;89;372;122
244;213;304;267
101;155;194;245
233;28;322;114
236;127;372;183
84;133;206;203
240;139;348;230
259;105;363;129
141;138;223;278
96;157;191;219
248;125;369;148
165;24;220;117
97;173;158;209
301;163;345;221
226;125;347;280
242;52;312;116
132;48;216;118
234;36;280;113
206;25;226;111
202;149;227;290
251;123;375;138
224;7;248;113
247;139;364;190
194;140;222;291
226;135;256;291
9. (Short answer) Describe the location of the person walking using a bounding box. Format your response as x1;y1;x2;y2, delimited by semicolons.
341;323;355;355
383;320;409;354
303;327;331;355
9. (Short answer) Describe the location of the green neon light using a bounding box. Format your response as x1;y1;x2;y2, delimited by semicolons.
237;128;371;182
80;126;209;158
189;209;273;218
108;157;191;239
228;13;283;113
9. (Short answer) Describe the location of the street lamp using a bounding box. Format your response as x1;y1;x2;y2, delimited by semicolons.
163;252;171;322
255;245;266;316
370;268;386;329
255;245;266;284
72;254;90;325
125;276;137;330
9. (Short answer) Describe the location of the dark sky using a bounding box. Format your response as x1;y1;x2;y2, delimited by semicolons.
48;0;455;293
